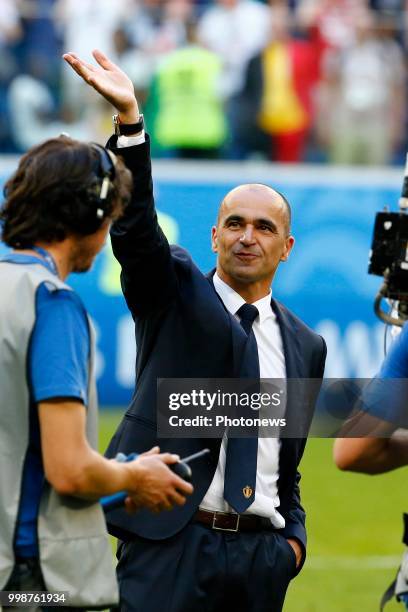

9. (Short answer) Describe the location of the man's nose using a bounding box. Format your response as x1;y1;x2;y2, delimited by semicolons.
240;226;255;244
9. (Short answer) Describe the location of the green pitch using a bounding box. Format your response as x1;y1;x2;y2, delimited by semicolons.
99;409;406;612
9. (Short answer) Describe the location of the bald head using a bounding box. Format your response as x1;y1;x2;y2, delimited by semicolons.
217;184;292;235
211;182;295;300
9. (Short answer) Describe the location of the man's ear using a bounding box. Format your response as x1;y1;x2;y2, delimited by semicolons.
211;226;218;253
280;235;295;262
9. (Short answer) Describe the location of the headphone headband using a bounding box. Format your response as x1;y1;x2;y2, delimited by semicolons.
80;143;117;230
90;143;116;200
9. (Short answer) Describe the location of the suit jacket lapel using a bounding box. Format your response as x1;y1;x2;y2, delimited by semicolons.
271;297;304;488
205;270;247;377
270;297;302;379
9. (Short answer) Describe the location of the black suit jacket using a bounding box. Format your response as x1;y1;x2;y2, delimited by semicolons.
105;135;326;572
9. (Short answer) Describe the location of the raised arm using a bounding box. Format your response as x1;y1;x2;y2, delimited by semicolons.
63;50;177;316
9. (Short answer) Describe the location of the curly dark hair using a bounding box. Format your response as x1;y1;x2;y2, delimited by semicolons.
1;136;133;248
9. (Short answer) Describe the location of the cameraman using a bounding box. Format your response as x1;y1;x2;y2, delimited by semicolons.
334;323;408;474
334;323;408;609
0;137;192;610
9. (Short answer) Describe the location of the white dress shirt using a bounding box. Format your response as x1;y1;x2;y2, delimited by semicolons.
117;132;146;148
200;273;286;528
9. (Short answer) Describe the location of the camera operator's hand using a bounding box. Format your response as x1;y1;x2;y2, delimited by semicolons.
63;49;140;124
123;447;194;514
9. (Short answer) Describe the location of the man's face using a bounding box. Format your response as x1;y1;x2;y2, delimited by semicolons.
71;220;111;273
211;185;294;288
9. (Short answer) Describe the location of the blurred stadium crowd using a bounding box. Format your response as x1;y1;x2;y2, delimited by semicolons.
0;0;407;164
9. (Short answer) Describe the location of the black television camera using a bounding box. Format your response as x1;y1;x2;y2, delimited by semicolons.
368;154;408;326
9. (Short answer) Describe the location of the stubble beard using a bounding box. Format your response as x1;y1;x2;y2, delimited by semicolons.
69;240;96;274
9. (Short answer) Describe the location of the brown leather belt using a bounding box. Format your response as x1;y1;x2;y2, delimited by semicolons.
193;509;274;533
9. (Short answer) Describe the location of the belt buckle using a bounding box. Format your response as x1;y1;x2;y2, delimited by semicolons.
212;511;240;532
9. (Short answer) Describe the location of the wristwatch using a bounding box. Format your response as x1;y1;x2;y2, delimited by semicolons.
113;113;144;136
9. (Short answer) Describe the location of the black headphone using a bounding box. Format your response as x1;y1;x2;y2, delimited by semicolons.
77;143;117;235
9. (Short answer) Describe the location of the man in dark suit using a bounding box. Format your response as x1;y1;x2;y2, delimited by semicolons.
64;49;326;612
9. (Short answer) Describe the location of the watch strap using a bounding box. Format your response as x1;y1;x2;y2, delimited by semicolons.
113;114;144;136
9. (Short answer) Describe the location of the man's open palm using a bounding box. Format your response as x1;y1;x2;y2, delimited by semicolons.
63;49;138;117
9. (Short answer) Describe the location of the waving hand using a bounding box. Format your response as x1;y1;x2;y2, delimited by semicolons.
63;49;139;122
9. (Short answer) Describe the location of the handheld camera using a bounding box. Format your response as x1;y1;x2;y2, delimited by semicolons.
100;448;210;512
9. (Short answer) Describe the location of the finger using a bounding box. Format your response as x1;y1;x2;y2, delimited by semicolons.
160;453;180;465
63;53;98;74
63;52;82;63
169;490;187;507
162;499;174;512
63;55;93;82
142;446;160;456
63;53;87;69
63;54;81;71
157;498;173;512
92;49;121;72
151;501;171;514
74;58;98;73
174;478;194;495
124;497;139;514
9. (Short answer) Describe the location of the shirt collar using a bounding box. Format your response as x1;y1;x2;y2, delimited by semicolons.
0;252;56;276
213;272;274;325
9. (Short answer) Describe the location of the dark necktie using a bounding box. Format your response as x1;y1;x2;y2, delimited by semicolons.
224;303;259;513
